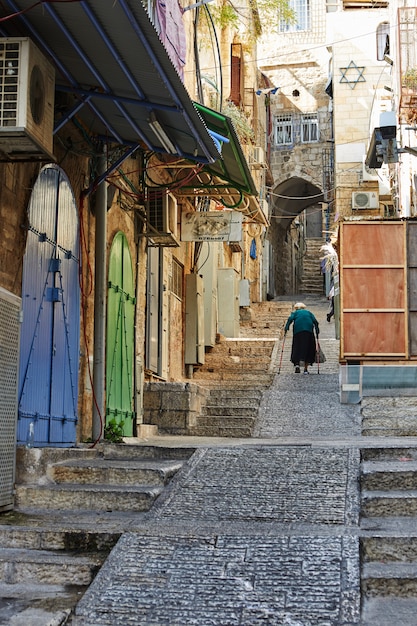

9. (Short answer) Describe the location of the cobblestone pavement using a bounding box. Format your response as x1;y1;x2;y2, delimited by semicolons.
74;296;363;626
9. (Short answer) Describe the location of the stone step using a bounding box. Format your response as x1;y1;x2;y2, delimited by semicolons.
362;535;417;563
0;547;103;586
189;424;253;437
361;448;417;462
207;389;263;402
361;596;417;626
362;561;417;596
362;421;417;437
361;397;417;418
15;483;163;513
101;444;194;461
361;461;417;491
0;521;120;552
50;458;183;486
361;490;417;518
203;406;258;417
0;582;82;625
193;415;256;430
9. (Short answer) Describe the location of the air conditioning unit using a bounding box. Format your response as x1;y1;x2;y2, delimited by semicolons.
249;146;266;169
0;38;55;160
146;189;179;247
352;191;379;210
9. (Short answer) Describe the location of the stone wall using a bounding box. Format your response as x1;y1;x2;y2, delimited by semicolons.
143;382;209;434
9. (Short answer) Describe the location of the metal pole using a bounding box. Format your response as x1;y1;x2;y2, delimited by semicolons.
92;148;107;441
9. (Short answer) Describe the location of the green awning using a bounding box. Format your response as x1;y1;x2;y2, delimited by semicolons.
194;103;258;198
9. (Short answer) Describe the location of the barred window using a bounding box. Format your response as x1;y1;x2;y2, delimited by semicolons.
301;113;318;143
170;258;183;300
279;0;310;32
275;115;293;145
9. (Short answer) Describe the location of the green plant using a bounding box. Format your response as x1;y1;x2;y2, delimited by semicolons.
403;67;417;90
104;418;125;443
223;101;255;144
207;0;295;39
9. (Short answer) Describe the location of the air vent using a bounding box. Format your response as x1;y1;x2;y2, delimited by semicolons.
249;146;266;169
352;191;379;209
0;37;55;160
146;189;179;247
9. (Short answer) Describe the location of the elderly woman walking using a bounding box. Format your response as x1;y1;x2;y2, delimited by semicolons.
284;302;319;374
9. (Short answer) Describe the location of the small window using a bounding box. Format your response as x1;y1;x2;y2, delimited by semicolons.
170;258;183;300
275;115;293;145
279;0;310;32
301;113;319;143
376;22;390;61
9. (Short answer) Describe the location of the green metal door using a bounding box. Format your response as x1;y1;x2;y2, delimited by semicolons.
106;232;135;436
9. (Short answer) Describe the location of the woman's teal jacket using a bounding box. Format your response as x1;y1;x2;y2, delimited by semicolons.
284;309;319;336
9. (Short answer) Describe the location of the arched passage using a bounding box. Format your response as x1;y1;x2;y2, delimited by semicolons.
268;176;324;296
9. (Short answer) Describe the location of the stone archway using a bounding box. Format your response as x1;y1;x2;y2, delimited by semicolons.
268;176;324;296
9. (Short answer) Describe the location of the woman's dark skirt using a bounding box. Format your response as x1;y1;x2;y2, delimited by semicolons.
290;331;316;366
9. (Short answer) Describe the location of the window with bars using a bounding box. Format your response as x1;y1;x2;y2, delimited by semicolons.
301;114;319;143
279;0;310;32
274;115;293;145
170;258;183;300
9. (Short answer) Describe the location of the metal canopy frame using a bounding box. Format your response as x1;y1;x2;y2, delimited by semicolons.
0;0;221;189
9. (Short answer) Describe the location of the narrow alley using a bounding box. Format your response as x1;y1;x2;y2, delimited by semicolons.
4;296;417;625
71;296;364;625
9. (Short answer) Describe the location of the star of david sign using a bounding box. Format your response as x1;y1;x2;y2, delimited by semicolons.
339;61;366;89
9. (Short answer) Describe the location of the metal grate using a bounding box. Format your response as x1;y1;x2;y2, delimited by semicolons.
0;288;21;510
0;41;20;127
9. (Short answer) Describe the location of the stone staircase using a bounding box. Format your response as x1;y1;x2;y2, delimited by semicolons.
189;301;292;437
361;397;417;437
360;397;417;623
300;238;325;295
360;445;417;624
0;443;193;624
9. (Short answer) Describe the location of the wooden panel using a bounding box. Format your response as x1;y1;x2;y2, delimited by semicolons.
407;222;417;266
343;268;404;309
343;313;406;355
342;222;404;266
341;221;407;359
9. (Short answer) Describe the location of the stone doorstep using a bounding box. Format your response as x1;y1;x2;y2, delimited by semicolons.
49;458;184;486
361;490;417;517
14;483;163;512
0;548;103;585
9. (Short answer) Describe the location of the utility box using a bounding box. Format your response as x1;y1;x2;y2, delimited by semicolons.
185;274;205;365
0;287;21;511
218;268;240;337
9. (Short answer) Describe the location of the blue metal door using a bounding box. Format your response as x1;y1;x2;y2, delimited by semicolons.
17;165;80;446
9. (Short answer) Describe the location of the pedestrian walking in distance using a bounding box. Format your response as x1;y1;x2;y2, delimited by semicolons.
284;302;319;374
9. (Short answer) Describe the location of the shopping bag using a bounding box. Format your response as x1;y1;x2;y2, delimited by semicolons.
316;346;326;363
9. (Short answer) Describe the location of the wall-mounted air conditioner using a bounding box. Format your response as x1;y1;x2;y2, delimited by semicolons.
0;38;55;160
352;191;379;209
249;146;266;169
146;189;179;247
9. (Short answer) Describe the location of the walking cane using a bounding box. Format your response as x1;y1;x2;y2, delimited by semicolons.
278;331;286;374
316;334;321;375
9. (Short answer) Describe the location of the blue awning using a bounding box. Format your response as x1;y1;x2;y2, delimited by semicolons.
0;0;220;164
